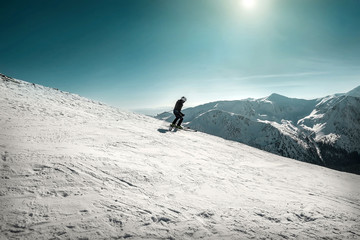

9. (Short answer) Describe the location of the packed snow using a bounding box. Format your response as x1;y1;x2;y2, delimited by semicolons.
1;74;360;239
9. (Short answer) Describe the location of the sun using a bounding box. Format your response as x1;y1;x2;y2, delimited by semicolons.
241;0;256;10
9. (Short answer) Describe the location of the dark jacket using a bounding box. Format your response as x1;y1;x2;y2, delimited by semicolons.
174;99;184;112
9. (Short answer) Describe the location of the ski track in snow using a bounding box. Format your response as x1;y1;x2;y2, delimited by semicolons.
1;76;360;239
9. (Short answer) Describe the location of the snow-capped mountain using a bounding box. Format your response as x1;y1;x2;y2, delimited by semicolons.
1;73;360;239
156;87;360;174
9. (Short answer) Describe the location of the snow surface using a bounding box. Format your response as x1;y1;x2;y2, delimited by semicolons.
1;74;360;239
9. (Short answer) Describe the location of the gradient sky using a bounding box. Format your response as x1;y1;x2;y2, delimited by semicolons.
1;0;360;111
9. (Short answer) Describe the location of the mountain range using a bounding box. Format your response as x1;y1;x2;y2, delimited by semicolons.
156;86;360;174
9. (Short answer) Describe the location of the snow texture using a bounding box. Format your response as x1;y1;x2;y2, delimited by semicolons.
1;73;360;239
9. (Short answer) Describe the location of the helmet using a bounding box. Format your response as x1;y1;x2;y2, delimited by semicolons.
181;96;187;102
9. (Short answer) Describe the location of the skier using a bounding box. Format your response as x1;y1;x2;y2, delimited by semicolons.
170;96;187;129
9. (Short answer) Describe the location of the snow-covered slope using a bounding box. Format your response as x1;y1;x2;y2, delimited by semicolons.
157;87;360;174
1;73;360;239
346;85;360;97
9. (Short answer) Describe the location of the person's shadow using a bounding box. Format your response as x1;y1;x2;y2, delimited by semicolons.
157;128;168;133
157;128;177;133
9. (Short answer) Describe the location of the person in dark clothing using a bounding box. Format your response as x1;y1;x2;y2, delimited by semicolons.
171;96;187;129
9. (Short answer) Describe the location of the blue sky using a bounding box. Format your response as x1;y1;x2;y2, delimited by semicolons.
1;0;360;111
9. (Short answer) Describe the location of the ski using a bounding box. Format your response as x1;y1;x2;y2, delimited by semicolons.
183;127;197;132
178;126;197;132
168;125;197;132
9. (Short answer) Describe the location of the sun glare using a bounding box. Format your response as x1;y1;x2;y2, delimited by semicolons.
241;0;256;10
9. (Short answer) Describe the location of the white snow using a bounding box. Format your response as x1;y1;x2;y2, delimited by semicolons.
316;95;336;107
297;109;325;125
318;133;341;144
1;75;360;239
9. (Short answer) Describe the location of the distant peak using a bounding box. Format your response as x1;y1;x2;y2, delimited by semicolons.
266;93;289;102
268;93;287;98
